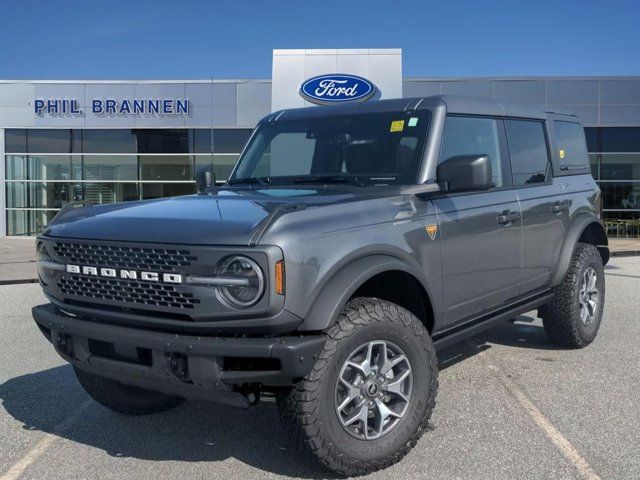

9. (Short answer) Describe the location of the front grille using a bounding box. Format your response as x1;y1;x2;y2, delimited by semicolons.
58;275;201;309
53;242;197;272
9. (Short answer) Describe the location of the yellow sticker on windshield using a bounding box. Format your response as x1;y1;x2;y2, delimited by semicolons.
559;149;565;159
390;120;405;132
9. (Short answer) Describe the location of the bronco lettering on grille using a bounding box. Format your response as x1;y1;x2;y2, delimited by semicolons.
65;265;182;284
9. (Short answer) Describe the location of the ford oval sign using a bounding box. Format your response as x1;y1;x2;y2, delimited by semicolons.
299;74;376;105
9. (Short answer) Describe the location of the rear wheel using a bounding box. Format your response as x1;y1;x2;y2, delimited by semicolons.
74;368;184;415
539;243;605;348
277;297;438;476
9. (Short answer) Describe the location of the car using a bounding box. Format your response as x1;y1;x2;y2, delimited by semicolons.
33;95;609;476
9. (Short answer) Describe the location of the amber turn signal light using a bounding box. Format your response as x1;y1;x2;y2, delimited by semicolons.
275;260;285;295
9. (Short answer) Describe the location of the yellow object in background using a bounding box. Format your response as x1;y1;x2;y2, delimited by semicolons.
559;149;565;159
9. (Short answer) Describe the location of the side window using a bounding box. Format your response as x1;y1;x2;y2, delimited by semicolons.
505;120;550;187
440;116;503;188
554;121;590;174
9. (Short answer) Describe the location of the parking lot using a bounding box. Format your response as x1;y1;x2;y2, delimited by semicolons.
1;257;639;480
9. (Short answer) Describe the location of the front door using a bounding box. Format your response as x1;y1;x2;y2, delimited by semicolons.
433;115;523;327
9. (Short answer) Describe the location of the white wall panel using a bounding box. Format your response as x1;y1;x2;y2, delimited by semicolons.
271;49;403;111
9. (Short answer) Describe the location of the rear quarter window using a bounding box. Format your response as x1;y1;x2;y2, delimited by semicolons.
554;121;591;175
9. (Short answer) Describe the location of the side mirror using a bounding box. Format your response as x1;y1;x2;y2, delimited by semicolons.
196;165;214;194
437;155;493;193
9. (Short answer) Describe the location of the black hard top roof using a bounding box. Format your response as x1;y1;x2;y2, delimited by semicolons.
269;94;578;123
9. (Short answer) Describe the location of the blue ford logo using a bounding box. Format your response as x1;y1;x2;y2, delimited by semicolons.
299;74;376;105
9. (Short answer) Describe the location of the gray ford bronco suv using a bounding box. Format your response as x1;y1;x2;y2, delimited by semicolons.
33;95;609;476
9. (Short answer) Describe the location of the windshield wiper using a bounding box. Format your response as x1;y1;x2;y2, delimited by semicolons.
227;177;271;187
292;175;365;186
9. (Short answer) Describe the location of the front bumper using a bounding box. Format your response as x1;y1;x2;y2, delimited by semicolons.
33;303;326;408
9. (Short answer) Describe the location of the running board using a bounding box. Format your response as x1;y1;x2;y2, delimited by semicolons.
433;292;554;351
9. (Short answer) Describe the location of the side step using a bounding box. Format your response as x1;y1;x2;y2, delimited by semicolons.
433;292;553;351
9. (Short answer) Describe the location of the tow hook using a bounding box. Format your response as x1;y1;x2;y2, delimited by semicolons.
56;333;74;359
236;385;260;405
246;391;260;405
165;353;190;382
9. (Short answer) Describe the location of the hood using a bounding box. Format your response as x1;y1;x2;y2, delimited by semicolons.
43;187;368;246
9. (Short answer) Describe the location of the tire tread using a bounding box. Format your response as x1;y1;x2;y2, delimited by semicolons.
277;297;438;476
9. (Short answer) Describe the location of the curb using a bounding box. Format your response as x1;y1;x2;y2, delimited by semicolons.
0;278;38;286
610;250;640;257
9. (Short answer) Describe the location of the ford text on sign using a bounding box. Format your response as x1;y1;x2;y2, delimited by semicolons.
299;74;376;105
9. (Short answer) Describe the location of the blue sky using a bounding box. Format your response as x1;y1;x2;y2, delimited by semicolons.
1;0;638;79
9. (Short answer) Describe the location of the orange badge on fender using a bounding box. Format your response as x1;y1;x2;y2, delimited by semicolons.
426;224;438;240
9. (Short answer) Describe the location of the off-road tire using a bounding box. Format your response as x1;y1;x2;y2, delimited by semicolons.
74;368;184;415
539;243;605;348
276;297;438;476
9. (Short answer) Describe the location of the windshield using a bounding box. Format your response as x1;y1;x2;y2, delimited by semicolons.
229;110;430;186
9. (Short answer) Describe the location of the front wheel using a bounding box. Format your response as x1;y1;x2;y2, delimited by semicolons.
539;243;605;348
277;297;438;476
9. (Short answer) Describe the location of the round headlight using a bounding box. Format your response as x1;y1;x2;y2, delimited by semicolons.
216;255;265;308
36;242;49;260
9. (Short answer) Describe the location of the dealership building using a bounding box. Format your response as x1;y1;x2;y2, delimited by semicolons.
1;49;639;237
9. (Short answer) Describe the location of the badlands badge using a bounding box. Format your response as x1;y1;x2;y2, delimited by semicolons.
426;224;438;240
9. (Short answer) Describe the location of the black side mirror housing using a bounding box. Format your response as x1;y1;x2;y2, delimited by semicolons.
437;155;493;193
196;165;214;194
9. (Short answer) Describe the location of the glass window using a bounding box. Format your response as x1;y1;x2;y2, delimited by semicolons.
213;154;239;181
589;154;600;179
5;129;27;153
602;210;639;222
83;155;138;181
7;209;63;236
233;112;429;186
81;183;139;204
6;182;27;208
27;129;74;153
600;154;640;181
599;182;640;211
7;182;72;209
82;129;137;153
584;127;600;153
27;155;71;181
71;157;83;180
505;120;550;186
140;155;193;181
601;127;640;153
554;121;590;174
6;155;28;180
7;210;28;236
136;129;189;153
29;183;72;208
213;129;252;153
141;183;195;200
440;116;503;188
191;129;213;153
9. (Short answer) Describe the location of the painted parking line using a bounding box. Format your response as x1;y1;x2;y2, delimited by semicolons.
471;342;601;480
0;400;92;480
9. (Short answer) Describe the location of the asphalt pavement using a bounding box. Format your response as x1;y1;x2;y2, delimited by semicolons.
0;257;639;479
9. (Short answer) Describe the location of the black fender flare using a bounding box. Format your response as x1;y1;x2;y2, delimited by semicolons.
299;254;435;332
550;213;609;287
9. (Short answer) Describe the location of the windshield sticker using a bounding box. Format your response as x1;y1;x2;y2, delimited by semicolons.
408;117;419;127
390;120;405;132
559;149;565;159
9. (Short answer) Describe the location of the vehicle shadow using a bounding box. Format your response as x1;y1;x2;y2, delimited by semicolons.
437;314;569;369
0;365;332;479
1;314;563;478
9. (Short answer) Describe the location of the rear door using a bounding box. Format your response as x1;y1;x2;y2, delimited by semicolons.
505;119;570;293
432;116;523;327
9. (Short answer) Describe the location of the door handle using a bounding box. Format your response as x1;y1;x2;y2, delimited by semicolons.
497;210;519;225
551;202;569;213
